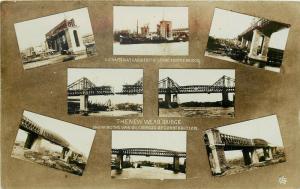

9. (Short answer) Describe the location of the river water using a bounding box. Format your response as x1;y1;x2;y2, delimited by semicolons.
113;42;189;55
111;166;186;179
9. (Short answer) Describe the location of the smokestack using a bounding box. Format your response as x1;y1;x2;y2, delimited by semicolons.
136;20;138;35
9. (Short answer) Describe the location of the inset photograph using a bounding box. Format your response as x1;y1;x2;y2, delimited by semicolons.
204;115;286;176
11;111;96;176
15;8;96;70
205;8;290;72
111;131;187;179
68;68;143;117
113;6;189;55
158;69;235;118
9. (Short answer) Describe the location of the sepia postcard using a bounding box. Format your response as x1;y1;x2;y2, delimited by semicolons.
205;8;290;72
1;1;300;189
67;68;143;117
11;110;96;176
113;6;189;56
15;7;96;69
158;69;235;118
204;115;286;176
111;131;186;179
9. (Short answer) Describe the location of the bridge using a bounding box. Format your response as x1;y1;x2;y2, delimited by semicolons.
158;75;235;108
67;77;143;113
237;18;290;67
204;129;277;175
19;115;82;163
112;148;186;172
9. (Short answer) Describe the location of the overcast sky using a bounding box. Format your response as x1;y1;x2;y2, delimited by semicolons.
15;7;93;51
159;69;235;102
15;110;96;158
112;131;186;163
209;8;290;50
114;6;188;33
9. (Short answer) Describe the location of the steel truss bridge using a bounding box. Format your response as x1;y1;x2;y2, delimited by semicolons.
19;116;82;162
112;148;186;158
112;148;186;172
158;75;235;94
204;129;277;175
68;75;234;96
67;77;143;96
20;116;70;148
158;75;235;107
238;18;290;41
219;133;270;150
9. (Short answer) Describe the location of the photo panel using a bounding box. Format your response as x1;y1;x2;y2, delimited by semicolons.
205;8;290;72
158;69;235;118
113;6;189;56
15;7;96;70
111;131;187;179
67;68;143;117
204;115;286;177
11;110;96;176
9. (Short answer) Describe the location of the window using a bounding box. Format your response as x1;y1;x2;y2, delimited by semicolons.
73;30;80;47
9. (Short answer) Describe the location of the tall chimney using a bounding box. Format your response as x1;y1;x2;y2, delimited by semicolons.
136;20;139;35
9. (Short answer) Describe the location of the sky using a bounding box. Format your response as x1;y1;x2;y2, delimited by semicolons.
213;115;284;160
15;7;93;51
209;8;290;50
114;6;188;33
68;68;143;104
159;69;235;102
15;110;96;158
112;131;186;163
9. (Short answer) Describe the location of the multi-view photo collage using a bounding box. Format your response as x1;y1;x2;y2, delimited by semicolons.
8;4;291;181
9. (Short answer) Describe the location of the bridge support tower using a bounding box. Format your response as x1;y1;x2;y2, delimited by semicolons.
205;129;227;175
173;94;178;103
165;93;172;108
173;156;180;173
222;89;230;107
30;136;43;152
250;149;259;164
116;153;124;170
24;132;44;152
248;29;271;68
24;132;38;149
79;95;89;113
263;147;273;160
242;149;252;165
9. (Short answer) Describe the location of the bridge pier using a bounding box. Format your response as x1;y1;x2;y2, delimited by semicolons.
173;156;180;173
165;93;172;108
222;89;230;107
263;147;273;160
241;37;247;48
116;154;124;170
31;136;43;152
205;129;227;175
24;132;39;149
61;148;75;163
242;149;252;165
250;149;259;164
173;94;178;103
62;147;69;159
248;29;270;68
268;148;273;160
79;95;89;113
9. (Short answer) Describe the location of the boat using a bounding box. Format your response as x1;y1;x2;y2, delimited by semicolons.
119;35;181;44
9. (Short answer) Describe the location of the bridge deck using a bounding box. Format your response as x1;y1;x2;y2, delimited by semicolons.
112;148;186;158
